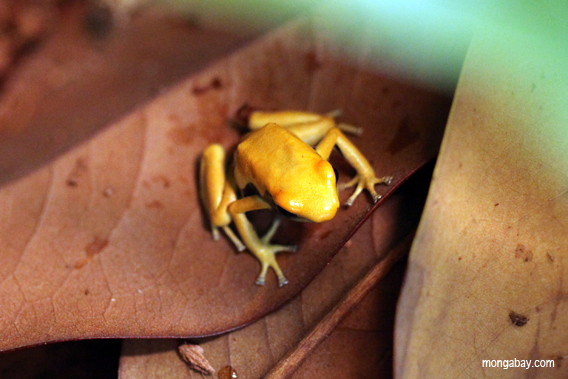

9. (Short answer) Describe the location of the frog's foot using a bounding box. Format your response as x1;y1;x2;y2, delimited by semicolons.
254;244;297;287
340;173;393;206
254;218;297;287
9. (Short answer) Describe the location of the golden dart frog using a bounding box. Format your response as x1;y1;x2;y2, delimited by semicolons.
199;110;392;286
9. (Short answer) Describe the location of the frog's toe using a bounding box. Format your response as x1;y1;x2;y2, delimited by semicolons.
255;275;266;286
277;275;289;287
211;226;220;241
272;244;297;254
370;190;382;203
255;261;270;286
345;183;364;206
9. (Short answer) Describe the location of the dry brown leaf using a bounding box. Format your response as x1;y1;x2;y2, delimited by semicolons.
396;31;568;377
0;13;449;351
179;343;215;375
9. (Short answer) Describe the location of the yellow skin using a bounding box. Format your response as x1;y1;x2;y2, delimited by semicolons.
199;110;392;286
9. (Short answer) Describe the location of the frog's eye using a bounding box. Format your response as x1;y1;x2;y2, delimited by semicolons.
332;165;339;184
276;205;297;219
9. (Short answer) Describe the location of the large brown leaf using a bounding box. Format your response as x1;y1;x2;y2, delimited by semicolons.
0;14;449;351
396;29;568;377
0;3;255;185
118;177;423;378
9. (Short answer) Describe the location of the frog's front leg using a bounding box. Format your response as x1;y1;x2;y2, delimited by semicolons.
316;128;393;206
228;196;296;286
199;144;245;251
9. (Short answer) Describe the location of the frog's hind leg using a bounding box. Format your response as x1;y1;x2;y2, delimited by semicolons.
199;144;245;251
248;110;362;146
228;197;296;286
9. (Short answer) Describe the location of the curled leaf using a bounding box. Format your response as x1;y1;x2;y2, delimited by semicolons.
396;29;568;378
179;343;215;375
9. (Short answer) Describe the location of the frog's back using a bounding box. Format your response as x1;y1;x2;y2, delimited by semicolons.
234;123;339;222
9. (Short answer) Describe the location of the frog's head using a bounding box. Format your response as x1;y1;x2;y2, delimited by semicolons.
271;159;339;223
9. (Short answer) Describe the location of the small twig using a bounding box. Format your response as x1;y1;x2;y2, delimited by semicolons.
264;232;415;379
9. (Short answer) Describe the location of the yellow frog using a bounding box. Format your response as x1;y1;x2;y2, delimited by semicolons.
199;110;392;286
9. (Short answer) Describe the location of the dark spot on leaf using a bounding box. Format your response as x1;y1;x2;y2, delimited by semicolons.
509;311;529;327
514;244;533;262
66;157;89;187
319;230;333;241
86;236;109;258
304;51;321;72
73;257;88;269
211;77;222;89
103;187;114;197
83;4;113;39
387;117;420;154
233;103;256;126
146;200;164;208
183;14;200;29
192;77;223;95
152;175;171;188
168;126;193;145
85;236;108;258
